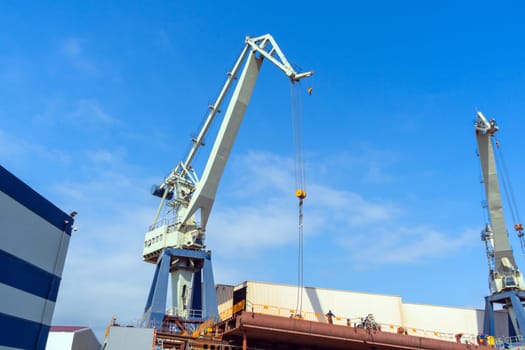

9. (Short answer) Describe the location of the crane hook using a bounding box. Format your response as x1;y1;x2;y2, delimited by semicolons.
296;189;307;200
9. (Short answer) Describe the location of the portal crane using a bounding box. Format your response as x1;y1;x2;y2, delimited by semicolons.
141;34;312;328
475;112;525;339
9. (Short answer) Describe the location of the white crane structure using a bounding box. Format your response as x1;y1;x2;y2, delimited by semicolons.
475;112;525;340
141;34;312;327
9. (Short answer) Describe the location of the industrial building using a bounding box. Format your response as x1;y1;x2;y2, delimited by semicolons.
0;166;75;350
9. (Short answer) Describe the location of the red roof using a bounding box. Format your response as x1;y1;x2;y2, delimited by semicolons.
50;326;89;332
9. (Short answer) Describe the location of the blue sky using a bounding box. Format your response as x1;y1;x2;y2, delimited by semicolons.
2;0;525;340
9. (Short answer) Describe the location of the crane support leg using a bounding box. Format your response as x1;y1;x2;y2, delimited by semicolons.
202;252;217;319
190;266;203;313
483;296;496;336
509;292;525;335
186;254;216;317
143;250;171;328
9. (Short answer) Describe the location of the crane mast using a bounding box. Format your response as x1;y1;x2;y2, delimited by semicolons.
476;112;525;340
141;34;312;327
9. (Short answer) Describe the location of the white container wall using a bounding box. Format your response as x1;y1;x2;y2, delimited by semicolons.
243;281;403;326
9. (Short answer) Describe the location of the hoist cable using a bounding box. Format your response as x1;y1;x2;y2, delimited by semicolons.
296;198;304;316
494;137;521;224
493;136;525;255
495;145;517;224
291;82;306;316
291;83;306;192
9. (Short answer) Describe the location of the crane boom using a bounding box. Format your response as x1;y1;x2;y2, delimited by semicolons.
181;51;261;229
141;34;312;323
475;111;524;294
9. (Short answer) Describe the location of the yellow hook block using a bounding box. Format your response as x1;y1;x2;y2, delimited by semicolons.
296;189;307;199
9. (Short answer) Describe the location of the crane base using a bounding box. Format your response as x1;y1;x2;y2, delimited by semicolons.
484;290;525;341
142;248;218;328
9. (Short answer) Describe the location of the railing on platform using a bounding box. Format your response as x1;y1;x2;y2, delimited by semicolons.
165;307;203;319
218;300;246;321
494;335;525;349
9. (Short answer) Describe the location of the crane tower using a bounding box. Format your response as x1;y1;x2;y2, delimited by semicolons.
475;112;525;340
141;34;312;328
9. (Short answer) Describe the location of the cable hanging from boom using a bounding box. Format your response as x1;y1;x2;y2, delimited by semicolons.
291;82;307;317
493;135;525;255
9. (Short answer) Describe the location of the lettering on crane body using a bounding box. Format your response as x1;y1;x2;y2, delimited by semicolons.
143;225;168;259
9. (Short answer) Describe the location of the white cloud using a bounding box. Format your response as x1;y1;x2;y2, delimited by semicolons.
306;184;400;225
229;151;295;196
208;200;297;254
339;226;478;267
207;150;463;277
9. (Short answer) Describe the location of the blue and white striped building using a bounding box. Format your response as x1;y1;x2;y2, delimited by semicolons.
0;166;74;350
